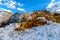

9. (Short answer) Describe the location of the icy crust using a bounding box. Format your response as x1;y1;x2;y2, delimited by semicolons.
0;21;60;40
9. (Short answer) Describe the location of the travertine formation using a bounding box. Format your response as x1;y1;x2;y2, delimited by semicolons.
21;10;60;23
15;19;46;31
15;10;60;31
0;10;60;31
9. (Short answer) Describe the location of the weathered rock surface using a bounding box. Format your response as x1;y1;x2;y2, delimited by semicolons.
15;19;46;31
0;11;12;27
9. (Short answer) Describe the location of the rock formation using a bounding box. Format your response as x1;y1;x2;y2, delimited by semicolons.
15;19;46;31
0;11;12;27
0;10;60;31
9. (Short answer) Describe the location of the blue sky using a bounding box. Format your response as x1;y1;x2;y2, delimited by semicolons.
18;0;51;12
0;0;51;12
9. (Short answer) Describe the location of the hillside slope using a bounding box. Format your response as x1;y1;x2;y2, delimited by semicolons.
0;10;60;40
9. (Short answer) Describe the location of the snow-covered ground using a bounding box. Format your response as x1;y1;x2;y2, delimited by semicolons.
0;20;60;40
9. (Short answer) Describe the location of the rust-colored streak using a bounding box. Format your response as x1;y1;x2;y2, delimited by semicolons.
15;19;46;31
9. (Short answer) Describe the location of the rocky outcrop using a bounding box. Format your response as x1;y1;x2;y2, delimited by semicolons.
14;10;60;31
0;11;12;27
0;10;60;31
15;19;46;31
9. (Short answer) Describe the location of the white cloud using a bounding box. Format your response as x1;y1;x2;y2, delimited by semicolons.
17;8;25;12
18;3;23;6
0;8;12;12
47;0;55;9
0;0;2;4
47;2;54;8
47;0;60;12
4;0;24;9
4;0;16;8
0;0;24;8
0;0;25;12
51;0;55;2
0;0;1;2
0;0;1;1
